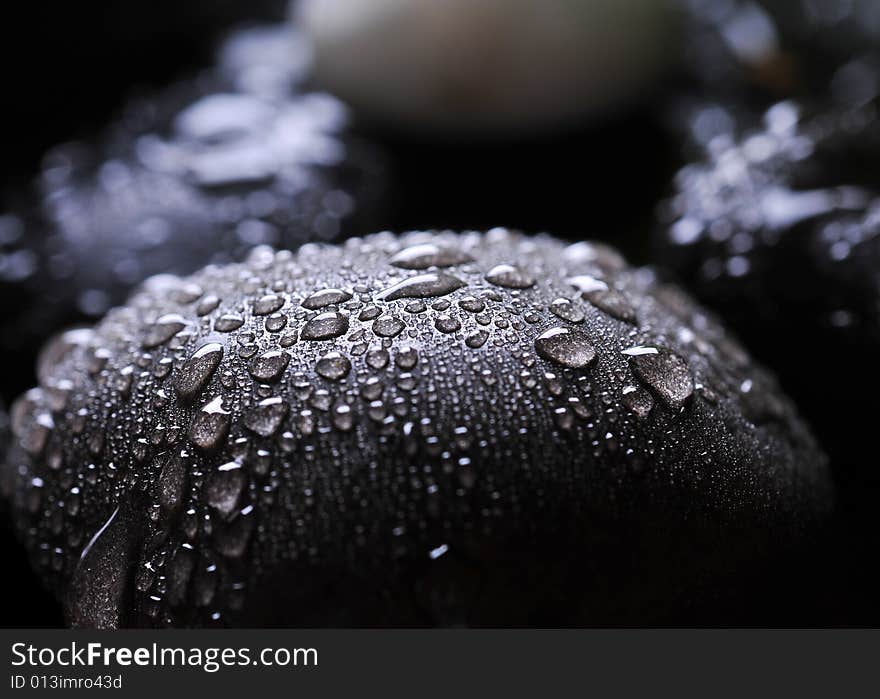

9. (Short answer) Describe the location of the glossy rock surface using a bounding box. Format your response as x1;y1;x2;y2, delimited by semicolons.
3;230;831;627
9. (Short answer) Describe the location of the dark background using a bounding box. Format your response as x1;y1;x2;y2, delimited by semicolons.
0;2;871;627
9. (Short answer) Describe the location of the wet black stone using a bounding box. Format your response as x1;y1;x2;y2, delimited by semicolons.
3;230;831;628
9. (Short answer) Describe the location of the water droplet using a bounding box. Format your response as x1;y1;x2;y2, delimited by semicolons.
628;349;694;410
174;343;224;401
189;396;231;451
359;305;381;321
373;315;406;338
300;312;349;341
215;314;244;332
549;298;584;323
567;275;637;324
315;351;351;381
143;314;187;348
534;327;596;368
485;264;535;289
375;272;466;301
249;350;291;383
389;243;473;270
459;296;485;313
301;288;352;310
265;313;287;332
252;294;285;315
196;295;221;316
435;315;461;333
366;348;390;369
158;450;189;515
621;385;654;418
465;329;489;348
205;461;245;518
244;396;289;437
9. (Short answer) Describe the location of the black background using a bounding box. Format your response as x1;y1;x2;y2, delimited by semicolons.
0;2;872;627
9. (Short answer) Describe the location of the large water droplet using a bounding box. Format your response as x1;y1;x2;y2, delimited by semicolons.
252;294;285;316
534;327;596;368
621;385;654;418
143;314;187;348
249;350;291;383
485;264;535;289
373;315;406;338
315;351;351;380
215;314;245;332
567;275;637;324
300;312;349;341
158;450;189;515
189;396;231;451
243;396;289;437
205;461;246;518
389;243;473;270
465;329;489;348
434;315;461;333
174;343;224;401
375;272;466;301
301;288;353;309
549;298;585;323
628;348;694;410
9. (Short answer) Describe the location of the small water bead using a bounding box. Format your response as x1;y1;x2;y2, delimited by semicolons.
243;396;289;437
628;348;694;410
549;298;585;323
534;327;596;369
485;264;535;289
189;396;231;452
300;312;349;341
435;315;461;333
249;350;291;382
215;314;244;332
205;461;246;518
465;329;489;348
301;288;352;310
373;315;406;338
458;296;485;313
389;243;474;269
174;343;224;401
143;314;188;348
375;272;466;301
315;352;352;380
405;300;427;314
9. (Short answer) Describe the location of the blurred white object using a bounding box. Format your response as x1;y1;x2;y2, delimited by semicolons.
296;0;679;134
